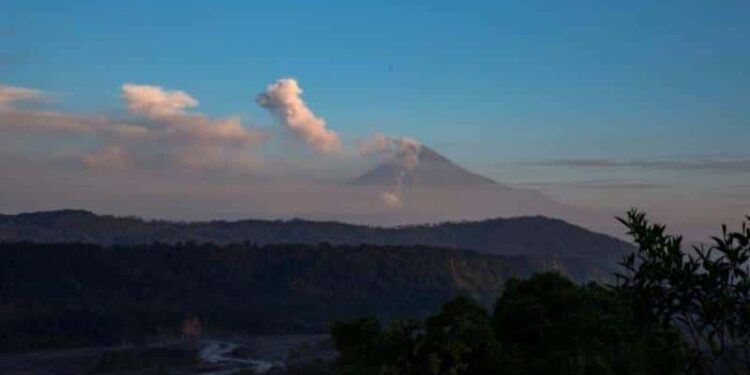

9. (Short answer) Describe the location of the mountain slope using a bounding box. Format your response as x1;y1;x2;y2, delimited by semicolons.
351;146;502;188
0;210;632;262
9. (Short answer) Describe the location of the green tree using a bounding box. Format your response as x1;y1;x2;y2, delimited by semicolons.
615;209;750;375
492;272;686;375
330;317;383;375
380;319;422;374
412;296;500;375
331;296;502;375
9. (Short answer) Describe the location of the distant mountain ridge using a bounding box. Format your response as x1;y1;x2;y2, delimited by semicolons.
0;209;632;263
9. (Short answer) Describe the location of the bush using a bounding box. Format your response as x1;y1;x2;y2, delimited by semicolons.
615;209;750;375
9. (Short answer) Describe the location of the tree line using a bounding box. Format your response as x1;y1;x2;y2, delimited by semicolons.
331;210;750;375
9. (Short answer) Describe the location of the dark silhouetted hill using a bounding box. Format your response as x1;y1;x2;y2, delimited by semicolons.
0;210;631;262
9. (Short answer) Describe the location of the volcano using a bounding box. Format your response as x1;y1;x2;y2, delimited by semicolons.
351;146;503;188
346;145;617;235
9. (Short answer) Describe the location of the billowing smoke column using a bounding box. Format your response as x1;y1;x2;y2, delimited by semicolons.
391;137;422;170
358;133;422;168
359;133;423;208
256;78;342;154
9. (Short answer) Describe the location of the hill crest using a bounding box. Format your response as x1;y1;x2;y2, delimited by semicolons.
0;210;632;263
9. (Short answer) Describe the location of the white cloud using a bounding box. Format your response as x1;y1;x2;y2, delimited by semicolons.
81;145;131;169
1;83;150;136
0;109;102;133
115;83;267;170
121;84;198;118
121;83;264;148
0;82;265;172
0;85;42;110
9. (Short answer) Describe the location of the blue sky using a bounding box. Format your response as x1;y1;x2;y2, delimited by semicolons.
5;0;749;156
2;0;749;233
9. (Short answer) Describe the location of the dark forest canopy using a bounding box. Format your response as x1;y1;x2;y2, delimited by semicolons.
0;241;610;351
332;273;688;375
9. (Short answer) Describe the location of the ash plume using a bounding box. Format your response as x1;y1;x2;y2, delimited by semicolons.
256;78;342;155
359;134;423;208
359;133;422;169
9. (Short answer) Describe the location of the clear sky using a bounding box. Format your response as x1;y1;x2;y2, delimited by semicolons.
2;0;749;236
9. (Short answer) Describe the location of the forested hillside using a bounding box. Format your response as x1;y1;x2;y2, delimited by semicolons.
0;242;611;351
